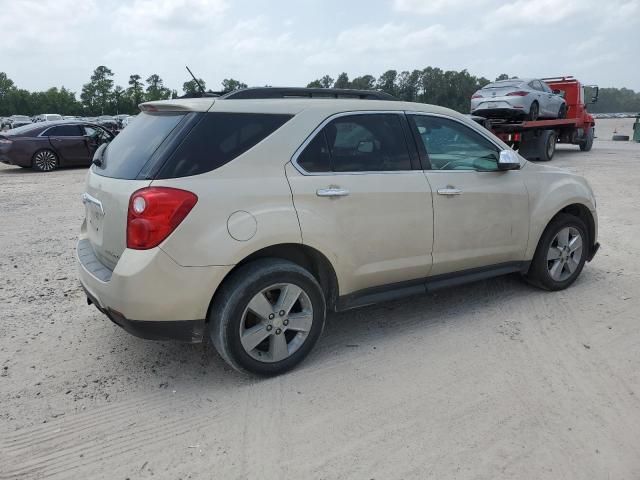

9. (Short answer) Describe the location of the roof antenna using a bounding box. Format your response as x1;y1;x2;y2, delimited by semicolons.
185;66;206;96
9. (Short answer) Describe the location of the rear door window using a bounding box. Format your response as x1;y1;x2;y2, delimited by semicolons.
296;114;412;173
45;125;83;136
156;113;292;179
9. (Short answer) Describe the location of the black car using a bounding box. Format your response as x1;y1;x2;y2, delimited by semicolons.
0;120;113;171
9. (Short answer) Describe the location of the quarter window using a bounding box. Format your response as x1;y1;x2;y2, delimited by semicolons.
156;112;293;179
297;114;412;173
410;115;500;171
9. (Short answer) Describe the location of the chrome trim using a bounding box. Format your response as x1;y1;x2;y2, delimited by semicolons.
437;187;462;196
290;110;415;176
316;187;350;197
81;192;104;215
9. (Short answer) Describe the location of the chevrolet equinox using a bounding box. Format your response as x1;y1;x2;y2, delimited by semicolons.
77;88;599;375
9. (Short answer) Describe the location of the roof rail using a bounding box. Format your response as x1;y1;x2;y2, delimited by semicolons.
220;87;397;101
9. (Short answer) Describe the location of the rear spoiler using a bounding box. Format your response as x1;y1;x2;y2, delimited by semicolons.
139;98;215;113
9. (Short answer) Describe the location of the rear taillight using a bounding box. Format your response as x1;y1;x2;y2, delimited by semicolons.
127;187;198;250
506;91;529;96
471;94;483;99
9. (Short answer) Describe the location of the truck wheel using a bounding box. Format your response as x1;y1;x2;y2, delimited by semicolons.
525;213;588;291
209;258;326;376
580;127;595;151
527;101;539;121
541;131;557;161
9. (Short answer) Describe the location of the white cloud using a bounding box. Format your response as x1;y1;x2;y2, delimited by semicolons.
487;0;584;26
393;0;483;15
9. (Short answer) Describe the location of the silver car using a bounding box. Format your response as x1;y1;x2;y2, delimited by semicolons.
471;78;566;121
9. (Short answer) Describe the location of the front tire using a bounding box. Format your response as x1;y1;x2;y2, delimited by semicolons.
32;149;58;172
580;127;595;151
526;213;588;291
209;258;326;376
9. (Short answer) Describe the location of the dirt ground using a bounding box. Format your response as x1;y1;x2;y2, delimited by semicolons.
1;118;639;479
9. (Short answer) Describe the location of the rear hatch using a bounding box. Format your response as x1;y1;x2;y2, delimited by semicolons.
84;106;206;270
478;81;526;100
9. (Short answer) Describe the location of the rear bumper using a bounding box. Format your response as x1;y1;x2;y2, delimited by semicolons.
76;238;233;342
83;286;205;342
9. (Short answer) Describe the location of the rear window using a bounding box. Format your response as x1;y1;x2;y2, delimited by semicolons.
95;112;187;179
155;112;292;179
484;81;522;89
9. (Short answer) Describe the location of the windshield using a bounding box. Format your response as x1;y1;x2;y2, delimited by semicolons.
13;115;30;121
94;111;187;179
6;123;40;135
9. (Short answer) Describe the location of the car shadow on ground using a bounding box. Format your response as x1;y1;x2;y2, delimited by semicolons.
94;270;589;390
0;165;90;175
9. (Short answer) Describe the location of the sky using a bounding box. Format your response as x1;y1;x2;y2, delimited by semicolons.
1;0;639;94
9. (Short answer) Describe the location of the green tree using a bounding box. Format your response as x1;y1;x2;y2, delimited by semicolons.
350;75;376;90
495;73;510;81
306;79;323;88
80;66;114;115
127;74;145;109
333;72;350;89
376;70;398;96
222;78;248;92
183;78;206;96
145;74;171;101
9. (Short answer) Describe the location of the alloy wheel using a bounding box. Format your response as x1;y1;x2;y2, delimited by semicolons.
239;283;314;363
547;226;583;281
33;150;57;171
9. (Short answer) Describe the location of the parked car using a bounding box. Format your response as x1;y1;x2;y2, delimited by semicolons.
95;115;119;133
0;120;113;171
120;115;137;128
77;88;599;376
3;115;33;130
34;114;63;123
471;78;567;121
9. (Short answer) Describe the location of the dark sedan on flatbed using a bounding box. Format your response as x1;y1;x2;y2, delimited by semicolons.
0;121;113;171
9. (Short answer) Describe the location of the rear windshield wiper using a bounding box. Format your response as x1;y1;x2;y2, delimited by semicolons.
92;143;107;168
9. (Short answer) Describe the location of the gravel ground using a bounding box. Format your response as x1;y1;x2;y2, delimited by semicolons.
1;118;639;479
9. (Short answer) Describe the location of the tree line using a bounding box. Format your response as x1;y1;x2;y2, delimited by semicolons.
0;67;247;117
307;70;640;114
1;66;638;117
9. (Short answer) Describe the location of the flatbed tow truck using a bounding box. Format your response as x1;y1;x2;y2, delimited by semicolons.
483;76;599;161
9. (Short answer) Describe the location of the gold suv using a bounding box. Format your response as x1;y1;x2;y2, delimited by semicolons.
77;88;599;375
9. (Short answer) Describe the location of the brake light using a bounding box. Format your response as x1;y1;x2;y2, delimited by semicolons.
506;91;529;96
471;94;483;99
127;187;198;250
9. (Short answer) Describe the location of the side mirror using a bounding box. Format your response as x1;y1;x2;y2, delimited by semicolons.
498;149;521;170
357;140;374;153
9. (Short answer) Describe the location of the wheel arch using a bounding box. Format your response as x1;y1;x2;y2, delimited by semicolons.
206;243;340;323
528;202;596;260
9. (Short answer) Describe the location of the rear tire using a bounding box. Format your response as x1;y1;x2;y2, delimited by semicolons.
526;213;588;291
580;127;595;151
527;101;539;121
557;104;567;119
32;149;58;172
209;258;326;376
